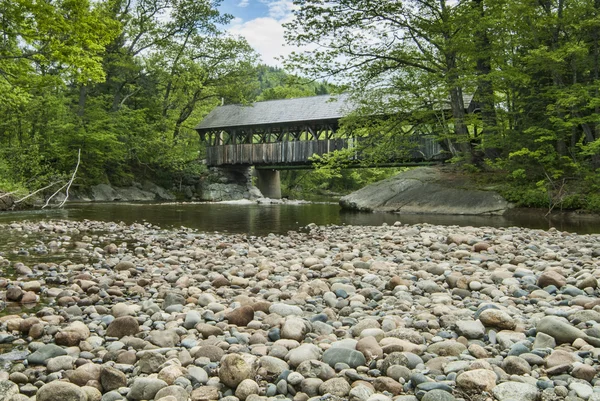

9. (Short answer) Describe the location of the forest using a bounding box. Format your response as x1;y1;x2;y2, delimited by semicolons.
1;0;599;211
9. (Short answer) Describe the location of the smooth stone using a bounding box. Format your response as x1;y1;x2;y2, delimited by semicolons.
456;369;497;392
219;354;255;388
27;344;67;365
322;347;366;368
36;381;87;401
128;377;168;400
286;344;321;367
492;381;538;401
421;390;457;401
270;303;303;317
455;320;485;339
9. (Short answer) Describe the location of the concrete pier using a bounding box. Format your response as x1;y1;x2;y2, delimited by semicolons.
256;169;281;199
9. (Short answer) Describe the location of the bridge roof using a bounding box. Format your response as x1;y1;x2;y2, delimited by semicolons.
195;94;354;132
196;93;478;133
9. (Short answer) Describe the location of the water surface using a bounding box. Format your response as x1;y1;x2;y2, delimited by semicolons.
0;202;598;235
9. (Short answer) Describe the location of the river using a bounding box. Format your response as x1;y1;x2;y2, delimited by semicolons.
0;201;598;235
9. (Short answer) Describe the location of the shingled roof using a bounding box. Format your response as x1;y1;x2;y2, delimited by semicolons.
195;94;354;132
195;93;478;133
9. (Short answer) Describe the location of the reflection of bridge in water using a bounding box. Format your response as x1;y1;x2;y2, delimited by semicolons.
195;94;459;198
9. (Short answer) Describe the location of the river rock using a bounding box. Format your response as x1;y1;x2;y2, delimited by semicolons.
138;352;167;373
226;305;254;326
219;354;256;389
46;355;74;372
537;270;566;288
339;167;511;215
27;344;67;365
36;381;87;401
269;303;303;316
105;316;139;338
478;309;515;330
191;386;219;401
128;377;168;400
155;385;189;401
322;347;366;368
281;316;310;341
286;343;321;367
455;320;485;339
320;377;351;396
456;369;497;392
492;382;538;401
536;316;588;345
100;366;127;391
0;381;19;401
148;329;179;347
55;321;90;346
235;379;259;400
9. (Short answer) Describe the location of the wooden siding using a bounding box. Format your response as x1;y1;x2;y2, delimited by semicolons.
206;139;348;166
205;137;446;167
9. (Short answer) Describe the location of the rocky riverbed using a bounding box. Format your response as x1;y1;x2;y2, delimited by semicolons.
0;220;599;401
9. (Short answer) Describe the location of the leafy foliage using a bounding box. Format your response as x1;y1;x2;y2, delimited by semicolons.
282;0;600;211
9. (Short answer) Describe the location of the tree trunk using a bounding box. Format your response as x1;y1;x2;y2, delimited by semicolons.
78;85;87;117
473;0;499;159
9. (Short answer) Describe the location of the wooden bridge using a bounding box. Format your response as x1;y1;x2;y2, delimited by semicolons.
195;94;451;168
195;94;468;197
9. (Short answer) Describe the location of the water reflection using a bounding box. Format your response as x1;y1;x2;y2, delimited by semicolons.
0;202;598;235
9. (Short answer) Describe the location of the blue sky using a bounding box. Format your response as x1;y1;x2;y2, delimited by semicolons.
218;0;299;66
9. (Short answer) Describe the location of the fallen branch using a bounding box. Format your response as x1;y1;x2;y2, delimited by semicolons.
0;190;19;200
14;181;63;204
58;149;81;208
41;182;69;209
42;149;81;209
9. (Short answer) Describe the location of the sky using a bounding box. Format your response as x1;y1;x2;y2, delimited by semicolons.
219;0;299;67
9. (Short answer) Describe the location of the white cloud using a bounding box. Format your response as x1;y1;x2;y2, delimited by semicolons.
230;17;291;66
237;0;250;7
260;0;296;19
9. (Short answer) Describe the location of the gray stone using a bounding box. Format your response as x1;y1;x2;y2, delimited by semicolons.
339;167;511;215
569;382;593;399
269;303;303;316
286;343;320;367
235;379;259;401
155;385;189;401
536;316;598;346
100;366;127;392
128;377;168;400
219;354;255;389
0;381;19;401
455;320;485;339
27;344;67;365
46;355;74;372
533;332;556;349
148;329;179;348
421;390;457;401
36;381;87;401
319;377;351;396
322;347;366;368
184;311;202;329
492;382;538;401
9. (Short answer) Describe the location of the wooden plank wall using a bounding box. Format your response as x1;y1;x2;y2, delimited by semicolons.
206;139;348;166
205;136;446;166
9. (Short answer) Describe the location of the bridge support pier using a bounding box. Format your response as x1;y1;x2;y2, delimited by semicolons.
256;169;281;199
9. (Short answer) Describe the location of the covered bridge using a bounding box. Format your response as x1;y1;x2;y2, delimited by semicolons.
196;94;355;166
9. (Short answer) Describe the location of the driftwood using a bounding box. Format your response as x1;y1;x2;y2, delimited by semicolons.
14;181;63;204
42;149;81;209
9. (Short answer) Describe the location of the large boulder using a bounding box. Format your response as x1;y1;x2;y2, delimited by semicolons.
340;167;511;215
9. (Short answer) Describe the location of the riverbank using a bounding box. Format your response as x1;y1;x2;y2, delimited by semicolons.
1;220;599;401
